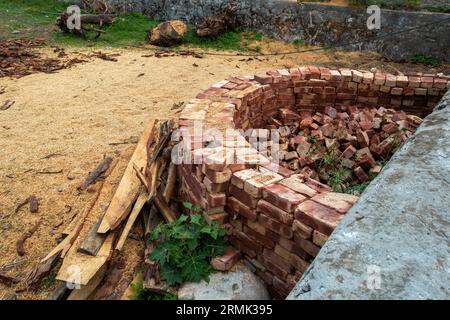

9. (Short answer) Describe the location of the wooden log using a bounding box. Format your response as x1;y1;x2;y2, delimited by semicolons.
79;156;113;190
77;215;107;256
57;13;115;33
97;119;156;234
115;189;148;252
56;232;115;286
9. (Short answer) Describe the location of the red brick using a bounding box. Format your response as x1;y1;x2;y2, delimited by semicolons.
342;145;356;159
257;200;294;225
229;236;257;258
211;247;240;271
227;197;257;221
295;200;343;236
278;237;309;260
259;214;293;238
207;192;226;207
203;176;228;193
244;171;283;198
354;166;369;182
204;167;232;183
229;183;258;208
302;176;332;193
356;129;370;148
288;251;311;273
279;175;318;197
263;249;293;274
262;184;306;213
311;192;358;213
294;234;321;257
261;163;294;178
256;270;274;285
312;230;329;247
273;277;292;297
235;231;263;254
243;225;275;249
292;219;313;240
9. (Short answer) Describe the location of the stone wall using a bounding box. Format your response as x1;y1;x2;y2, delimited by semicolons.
94;0;450;62
175;66;449;298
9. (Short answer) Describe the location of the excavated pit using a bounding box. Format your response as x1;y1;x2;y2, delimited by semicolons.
176;66;449;299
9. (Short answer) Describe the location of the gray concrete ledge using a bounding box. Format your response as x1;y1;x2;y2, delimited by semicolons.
288;90;450;300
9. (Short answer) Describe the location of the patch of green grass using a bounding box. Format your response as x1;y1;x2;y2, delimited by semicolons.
410;54;441;67
0;0;65;40
292;39;305;47
0;0;266;51
425;5;450;13
183;28;263;52
52;12;159;47
343;180;372;195
349;0;421;10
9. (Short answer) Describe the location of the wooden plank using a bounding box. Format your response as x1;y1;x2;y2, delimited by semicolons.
97;119;156;234
77;215;107;256
115;189;148;252
79;156;113;190
154;194;176;223
40;157;120;264
56;232;115;286
66;264;107;300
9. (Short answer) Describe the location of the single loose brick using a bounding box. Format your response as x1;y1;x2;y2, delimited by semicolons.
279;175;318;198
211;247;240;271
295;200;343;236
257;200;294;225
311;192;358;214
262;184;306;213
244;171;283;198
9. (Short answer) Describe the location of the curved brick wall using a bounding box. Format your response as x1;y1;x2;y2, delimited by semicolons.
177;66;449;299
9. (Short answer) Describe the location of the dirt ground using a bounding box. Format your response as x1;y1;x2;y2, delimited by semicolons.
0;42;448;300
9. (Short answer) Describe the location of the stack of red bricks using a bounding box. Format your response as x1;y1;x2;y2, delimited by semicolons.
177;66;449;299
267;104;423;185
227;168;358;299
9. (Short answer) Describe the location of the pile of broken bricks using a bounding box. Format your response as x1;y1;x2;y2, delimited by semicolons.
265;104;423;190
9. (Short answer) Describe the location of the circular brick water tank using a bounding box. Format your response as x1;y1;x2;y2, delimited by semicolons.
176;66;449;298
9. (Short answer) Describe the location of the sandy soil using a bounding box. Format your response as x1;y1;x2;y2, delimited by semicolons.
0;42;447;300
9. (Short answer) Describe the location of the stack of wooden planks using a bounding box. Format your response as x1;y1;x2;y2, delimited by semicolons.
24;118;179;300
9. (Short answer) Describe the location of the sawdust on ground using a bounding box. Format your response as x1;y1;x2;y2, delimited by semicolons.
0;42;447;300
